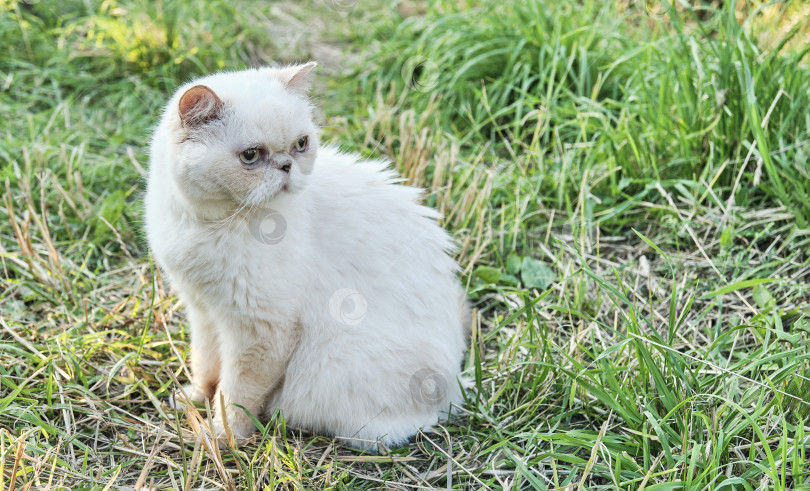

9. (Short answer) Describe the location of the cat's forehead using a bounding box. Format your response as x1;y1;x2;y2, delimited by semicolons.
193;69;285;101
177;68;314;141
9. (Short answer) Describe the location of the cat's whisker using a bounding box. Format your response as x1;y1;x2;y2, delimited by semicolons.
198;198;252;243
213;185;268;234
206;198;252;226
214;187;264;240
234;199;260;238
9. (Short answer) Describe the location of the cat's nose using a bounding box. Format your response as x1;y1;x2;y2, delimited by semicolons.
269;154;292;173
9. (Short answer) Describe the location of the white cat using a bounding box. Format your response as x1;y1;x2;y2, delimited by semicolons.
145;63;469;449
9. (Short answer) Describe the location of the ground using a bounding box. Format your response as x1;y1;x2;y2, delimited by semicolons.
1;0;809;489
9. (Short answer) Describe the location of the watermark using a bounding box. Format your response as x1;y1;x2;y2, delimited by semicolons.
409;368;448;405
643;0;671;19
322;0;358;12
329;288;367;326
401;56;440;92
248;209;287;245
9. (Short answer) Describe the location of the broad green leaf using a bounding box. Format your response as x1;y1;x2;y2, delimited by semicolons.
500;273;519;286
720;226;734;248
521;257;554;290
753;284;776;311
506;253;522;275
475;266;501;284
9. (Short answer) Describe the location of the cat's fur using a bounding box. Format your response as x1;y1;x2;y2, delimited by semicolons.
145;63;469;449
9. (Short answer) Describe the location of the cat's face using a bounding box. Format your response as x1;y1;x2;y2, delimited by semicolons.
164;64;318;211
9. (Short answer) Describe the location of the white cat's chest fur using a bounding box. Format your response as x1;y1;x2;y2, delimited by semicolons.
151;190;312;325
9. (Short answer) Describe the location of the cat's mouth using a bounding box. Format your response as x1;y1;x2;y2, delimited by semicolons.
258;167;295;202
277;168;292;192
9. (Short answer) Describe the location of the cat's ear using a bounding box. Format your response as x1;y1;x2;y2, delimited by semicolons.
178;85;223;127
271;62;317;95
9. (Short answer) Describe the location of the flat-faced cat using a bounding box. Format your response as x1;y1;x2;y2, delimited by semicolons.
145;63;469;449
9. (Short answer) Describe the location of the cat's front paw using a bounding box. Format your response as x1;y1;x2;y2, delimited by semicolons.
210;412;257;448
168;384;209;410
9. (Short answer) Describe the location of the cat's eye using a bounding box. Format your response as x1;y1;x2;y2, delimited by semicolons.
294;136;308;152
239;148;260;165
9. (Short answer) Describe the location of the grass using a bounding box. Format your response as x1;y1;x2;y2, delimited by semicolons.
1;0;809;488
